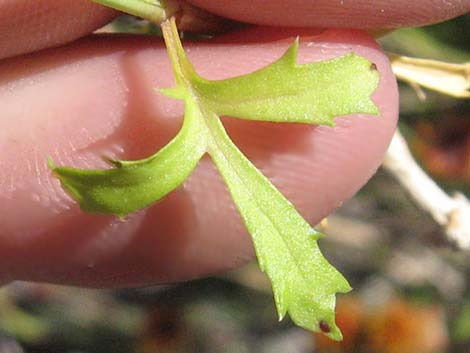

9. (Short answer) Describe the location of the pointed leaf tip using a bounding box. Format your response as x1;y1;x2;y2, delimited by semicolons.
47;156;56;170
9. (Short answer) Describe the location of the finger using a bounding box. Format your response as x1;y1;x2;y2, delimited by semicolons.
0;27;397;287
2;1;469;61
0;0;117;60
189;0;470;29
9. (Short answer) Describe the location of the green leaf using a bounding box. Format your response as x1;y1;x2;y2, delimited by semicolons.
207;115;351;340
50;111;206;217
50;17;380;340
194;39;379;125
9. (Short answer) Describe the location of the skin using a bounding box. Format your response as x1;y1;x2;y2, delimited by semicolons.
0;0;468;287
189;0;470;29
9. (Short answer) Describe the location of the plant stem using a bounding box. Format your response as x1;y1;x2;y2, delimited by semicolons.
383;129;470;249
389;53;470;99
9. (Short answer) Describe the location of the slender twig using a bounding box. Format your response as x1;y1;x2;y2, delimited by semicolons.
388;53;470;98
382;129;470;250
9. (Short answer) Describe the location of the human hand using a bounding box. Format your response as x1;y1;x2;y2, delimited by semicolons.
0;0;468;287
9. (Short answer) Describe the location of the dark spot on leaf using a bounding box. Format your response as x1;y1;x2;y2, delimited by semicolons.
370;63;377;71
319;320;331;333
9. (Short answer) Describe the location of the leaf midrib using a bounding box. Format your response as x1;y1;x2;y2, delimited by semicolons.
195;93;313;293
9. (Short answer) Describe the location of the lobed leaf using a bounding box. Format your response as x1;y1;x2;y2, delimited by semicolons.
193;39;379;125
207;114;351;340
50;17;380;340
51;111;206;217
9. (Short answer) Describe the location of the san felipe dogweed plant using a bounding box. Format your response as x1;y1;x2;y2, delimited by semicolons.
49;15;379;340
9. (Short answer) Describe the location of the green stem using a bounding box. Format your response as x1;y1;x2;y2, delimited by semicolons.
91;0;176;23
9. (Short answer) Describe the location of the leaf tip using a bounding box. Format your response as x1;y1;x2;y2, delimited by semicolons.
160;86;185;99
309;227;324;240
293;36;300;47
342;282;354;294
278;36;299;66
328;327;344;342
318;316;344;341
100;155;119;167
47;156;57;171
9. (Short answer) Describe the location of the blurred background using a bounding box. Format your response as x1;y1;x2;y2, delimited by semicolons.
1;12;469;353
